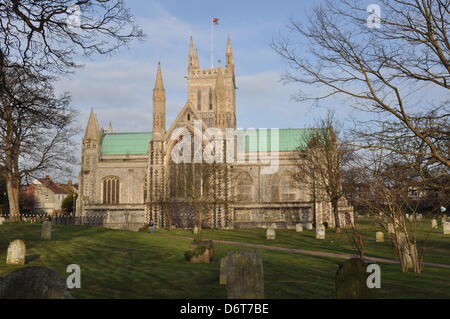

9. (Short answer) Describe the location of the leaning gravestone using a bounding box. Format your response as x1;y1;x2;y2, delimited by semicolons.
6;240;25;265
41;221;52;240
0;266;73;299
266;228;276;240
431;219;438;229
306;223;313;230
335;258;378;299
376;231;384;243
316;225;325;240
295;224;303;232
221;250;264;299
444;222;450;235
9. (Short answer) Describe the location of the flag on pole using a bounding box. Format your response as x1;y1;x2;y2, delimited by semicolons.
213;18;219;25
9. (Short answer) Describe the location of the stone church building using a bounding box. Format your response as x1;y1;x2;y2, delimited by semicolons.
76;37;353;231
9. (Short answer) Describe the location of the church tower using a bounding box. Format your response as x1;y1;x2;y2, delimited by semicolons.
147;63;167;227
186;37;236;129
77;109;101;216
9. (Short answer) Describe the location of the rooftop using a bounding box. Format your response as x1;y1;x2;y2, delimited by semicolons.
100;129;319;156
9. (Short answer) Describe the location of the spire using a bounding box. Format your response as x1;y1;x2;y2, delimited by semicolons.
83;108;100;141
154;62;165;91
194;48;199;69
107;122;113;134
226;35;234;70
188;36;197;72
152;63;166;137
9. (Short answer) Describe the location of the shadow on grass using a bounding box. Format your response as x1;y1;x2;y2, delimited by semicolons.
25;254;40;264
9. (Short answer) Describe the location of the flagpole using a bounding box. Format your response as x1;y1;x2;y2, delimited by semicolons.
211;18;214;69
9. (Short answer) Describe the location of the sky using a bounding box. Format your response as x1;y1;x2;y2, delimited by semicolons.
54;0;448;180
56;0;340;137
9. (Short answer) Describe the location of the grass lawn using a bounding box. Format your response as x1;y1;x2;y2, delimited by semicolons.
0;220;449;299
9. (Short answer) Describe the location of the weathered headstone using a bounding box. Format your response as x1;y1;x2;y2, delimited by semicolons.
295;224;303;232
416;214;423;221
431;219;438;229
221;250;264;299
266;228;276;240
0;217;5;225
0;266;73;299
442;217;447;224
219;256;228;285
41;221;52;240
270;223;277;229
443;222;450;235
376;231;384;243
316;225;325;240
193;226;199;235
6;240;25;265
405;214;410;220
306;223;313;230
335;258;377;299
186;240;214;263
387;223;395;234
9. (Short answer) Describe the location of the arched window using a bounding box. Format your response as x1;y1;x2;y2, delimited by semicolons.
197;89;202;111
103;177;120;204
236;172;253;202
268;174;280;202
280;174;296;201
209;87;213;110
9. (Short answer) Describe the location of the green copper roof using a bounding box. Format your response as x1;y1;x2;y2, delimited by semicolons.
101;133;152;155
237;128;319;152
100;129;318;155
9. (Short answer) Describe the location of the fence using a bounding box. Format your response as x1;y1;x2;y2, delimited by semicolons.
0;213;106;227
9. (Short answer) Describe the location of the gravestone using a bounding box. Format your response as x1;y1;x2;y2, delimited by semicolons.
387;223;395;234
266;228;276;240
41;221;52;240
219;256;228;285
335;258;377;299
0;266;73;299
431;219;438;229
444;222;450;235
295;224;303;232
405;214;410;220
442;217;447;224
316;225;325;240
193;226;199;235
186;240;214;263
416;214;423;221
221;250;264;299
376;231;384;243
270;223;277;229
6;240;25;265
0;217;5;225
306;223;313;230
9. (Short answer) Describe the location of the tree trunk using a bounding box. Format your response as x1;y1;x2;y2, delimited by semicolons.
6;171;20;219
332;198;341;233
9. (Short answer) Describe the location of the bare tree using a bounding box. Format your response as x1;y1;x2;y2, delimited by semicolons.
0;62;77;217
272;0;449;168
0;1;143;217
290;111;351;232
162;161;231;232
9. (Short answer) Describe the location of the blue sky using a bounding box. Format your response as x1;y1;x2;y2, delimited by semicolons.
56;0;342;139
55;0;448;180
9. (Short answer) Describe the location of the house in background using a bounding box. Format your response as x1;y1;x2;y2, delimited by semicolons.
21;176;78;214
